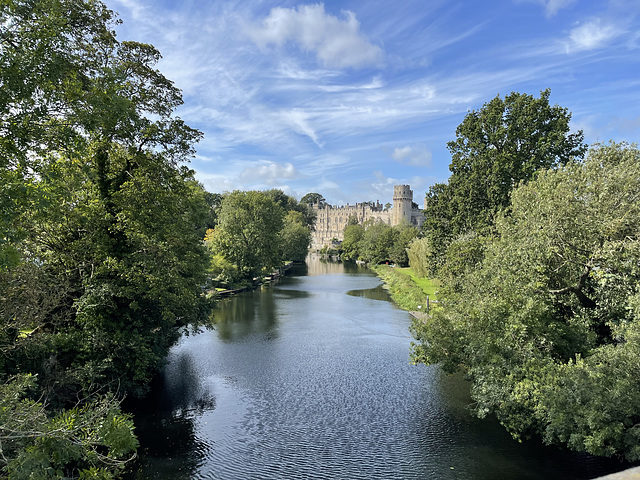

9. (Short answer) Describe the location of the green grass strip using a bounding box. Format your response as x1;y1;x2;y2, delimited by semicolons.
371;265;436;312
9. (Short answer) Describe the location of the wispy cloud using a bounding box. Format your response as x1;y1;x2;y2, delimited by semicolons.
520;0;577;17
391;145;433;167
278;109;323;146
109;0;640;203
247;4;383;69
566;18;622;52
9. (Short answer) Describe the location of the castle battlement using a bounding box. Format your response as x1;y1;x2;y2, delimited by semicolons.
310;184;425;250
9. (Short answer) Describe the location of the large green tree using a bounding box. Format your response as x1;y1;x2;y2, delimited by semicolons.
1;0;210;476
210;191;285;279
420;90;587;275
412;142;640;461
280;211;312;262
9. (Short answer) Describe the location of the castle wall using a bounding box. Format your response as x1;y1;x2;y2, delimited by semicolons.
310;185;425;250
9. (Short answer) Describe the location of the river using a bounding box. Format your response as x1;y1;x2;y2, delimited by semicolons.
125;259;625;479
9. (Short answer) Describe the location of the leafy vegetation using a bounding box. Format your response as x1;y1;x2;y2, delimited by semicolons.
0;0;213;476
341;221;418;266
204;190;312;288
421;89;587;276
411;141;640;461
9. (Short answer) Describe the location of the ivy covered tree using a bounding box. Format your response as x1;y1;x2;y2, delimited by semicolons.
412;142;640;461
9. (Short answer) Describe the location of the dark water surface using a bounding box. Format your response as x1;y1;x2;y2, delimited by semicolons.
125;259;626;480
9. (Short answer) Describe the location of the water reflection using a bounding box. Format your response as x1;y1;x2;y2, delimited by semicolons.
305;256;366;275
124;351;213;480
126;258;629;480
211;287;279;341
346;283;390;302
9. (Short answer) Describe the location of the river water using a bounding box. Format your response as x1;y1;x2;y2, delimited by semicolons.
125;259;625;479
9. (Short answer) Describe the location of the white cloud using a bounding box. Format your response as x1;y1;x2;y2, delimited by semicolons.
567;19;621;52
110;0;148;21
248;4;383;69
391;145;433;167
195;173;239;194
278;109;323;146
240;161;301;185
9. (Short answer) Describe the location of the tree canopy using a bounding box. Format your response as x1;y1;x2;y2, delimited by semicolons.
205;189;312;285
420;89;587;275
0;0;210;476
411;142;640;461
340;220;418;266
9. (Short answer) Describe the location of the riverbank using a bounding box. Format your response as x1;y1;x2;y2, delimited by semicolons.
207;261;295;298
370;265;438;313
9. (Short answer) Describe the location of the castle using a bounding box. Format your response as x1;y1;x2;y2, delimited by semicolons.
310;185;425;250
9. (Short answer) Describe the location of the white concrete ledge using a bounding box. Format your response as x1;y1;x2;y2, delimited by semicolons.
596;467;640;480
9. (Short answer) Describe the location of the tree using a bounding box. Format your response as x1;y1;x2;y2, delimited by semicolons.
300;192;325;205
341;223;365;261
447;89;586;233
280;211;312;262
421;90;587;275
361;222;397;265
411;142;640;461
407;237;432;277
388;223;419;266
210;191;285;278
1;1;211;475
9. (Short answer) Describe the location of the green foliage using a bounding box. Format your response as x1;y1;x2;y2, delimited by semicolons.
207;252;242;288
342;221;417;266
407;237;432;277
421;90;587;275
388;223;419;266
370;265;427;311
209;190;285;279
341;224;365;261
411;142;640;461
1;375;137;479
280;211;312;262
1;0;214;474
300;192;325;205
360;222;397;265
206;190;315;284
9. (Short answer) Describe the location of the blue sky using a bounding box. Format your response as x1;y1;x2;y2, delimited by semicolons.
110;0;640;205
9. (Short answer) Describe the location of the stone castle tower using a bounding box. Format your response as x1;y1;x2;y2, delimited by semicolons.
309;184;425;250
392;185;413;226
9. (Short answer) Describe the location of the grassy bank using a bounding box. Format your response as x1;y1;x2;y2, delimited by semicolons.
371;265;438;312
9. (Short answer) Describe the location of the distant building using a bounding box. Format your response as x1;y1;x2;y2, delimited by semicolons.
310;185;425;250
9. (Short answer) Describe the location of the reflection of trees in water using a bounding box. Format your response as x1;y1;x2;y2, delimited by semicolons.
305;256;366;275
123;354;213;480
346;284;390;302
212;289;279;341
